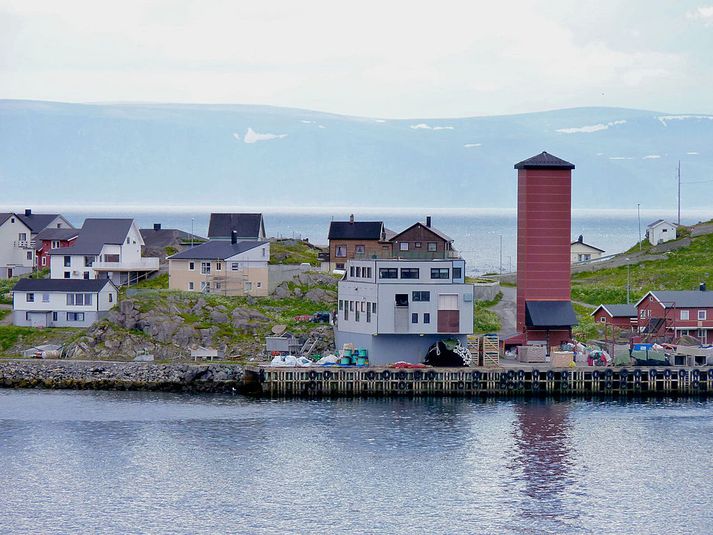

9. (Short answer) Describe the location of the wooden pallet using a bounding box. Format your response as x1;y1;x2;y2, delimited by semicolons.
481;335;500;367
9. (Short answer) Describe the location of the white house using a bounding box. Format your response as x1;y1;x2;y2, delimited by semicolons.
570;235;605;263
0;210;73;278
49;218;159;285
646;220;677;246
12;278;118;328
335;258;474;365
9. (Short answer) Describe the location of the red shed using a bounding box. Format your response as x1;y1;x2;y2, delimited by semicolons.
508;152;578;349
591;304;637;330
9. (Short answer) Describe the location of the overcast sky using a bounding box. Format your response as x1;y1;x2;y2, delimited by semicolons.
1;0;712;118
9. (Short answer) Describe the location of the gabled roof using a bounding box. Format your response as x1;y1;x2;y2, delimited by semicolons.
390;222;453;243
49;218;134;256
208;213;265;239
169;240;267;260
0;213;13;226
635;290;713;309
591;304;637;318
647;219;676;229
35;228;80;242
12;278;115;293
140;228;205;248
328;221;384;240
514;151;575;170
571;240;605;252
15;213;63;233
525;300;578;327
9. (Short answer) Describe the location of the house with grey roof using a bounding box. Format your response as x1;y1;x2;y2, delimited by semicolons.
591;304;637;329
207;213;266;241
388;216;458;260
646;219;677;246
48;218;159;286
635;289;713;343
327;215;393;270
0;209;74;278
571;235;605;263
12;278;117;328
168;238;270;296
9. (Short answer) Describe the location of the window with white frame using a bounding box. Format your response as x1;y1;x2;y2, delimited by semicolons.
231;262;240;271
216;262;222;271
42;293;50;303
427;242;437;252
200;281;210;292
698;310;707;320
189;262;195;271
355;245;365;255
335;245;347;258
66;293;93;306
26;251;32;261
399;242;409;251
680;310;690;320
67;312;85;322
189;282;194;290
18;232;27;241
51;240;60;249
201;262;211;274
26;293;34;302
41;257;47;266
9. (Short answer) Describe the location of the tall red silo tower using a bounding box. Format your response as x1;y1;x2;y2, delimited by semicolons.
512;151;578;348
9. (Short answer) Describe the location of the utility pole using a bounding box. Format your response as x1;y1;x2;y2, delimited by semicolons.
626;259;631;304
637;203;642;252
191;218;194;248
499;234;503;274
677;160;681;225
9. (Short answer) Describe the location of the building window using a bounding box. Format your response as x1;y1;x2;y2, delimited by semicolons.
344;307;348;321
698;310;707;320
41;257;47;267
200;281;211;292
201;262;211;275
379;268;398;279
262;248;266;257
681;310;690;321
188;282;194;290
355;245;365;255
415;242;422;248
335;245;347;258
52;312;57;322
51;240;60;249
189;262;195;271
64;256;71;267
83;272;90;280
400;268;419;279
109;293;113;303
424;313;430;324
215;282;222;290
413;291;430;302
399;242;409;251
26;293;34;303
244;281;252;292
395;294;409;307
453;267;462;279
600;316;606;323
365;267;372;278
372;303;377;314
355;310;360;322
427;242;437;252
356;266;362;277
231;262;240;271
339;300;343;311
84;256;94;267
411;313;418;323
366;305;371;322
126;237;130;244
67;312;85;322
349;301;354;312
64;272;70;279
257;282;262;288
431;268;450;279
26;251;32;261
42;293;49;303
19;232;27;241
350;266;355;277
216;262;222;271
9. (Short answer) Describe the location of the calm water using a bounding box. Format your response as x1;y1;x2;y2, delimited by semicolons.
1;390;711;534
59;207;713;275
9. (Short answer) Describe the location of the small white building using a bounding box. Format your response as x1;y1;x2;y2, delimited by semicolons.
570;235;605;263
646;220;677;246
12;278;118;328
49;218;159;286
336;258;474;365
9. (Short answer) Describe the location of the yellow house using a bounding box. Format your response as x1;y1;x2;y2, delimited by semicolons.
168;240;270;296
571;235;605;263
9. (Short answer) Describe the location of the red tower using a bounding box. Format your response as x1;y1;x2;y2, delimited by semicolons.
511;151;578;348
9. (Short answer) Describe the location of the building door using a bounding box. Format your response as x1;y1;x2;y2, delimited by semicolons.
7;268;12;278
437;294;459;333
29;312;48;328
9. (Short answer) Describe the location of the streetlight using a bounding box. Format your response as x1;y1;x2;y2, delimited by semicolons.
499;234;503;274
191;218;194;248
626;258;631;304
637;203;642;252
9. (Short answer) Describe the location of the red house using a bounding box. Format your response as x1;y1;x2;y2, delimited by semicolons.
635;290;713;343
591;304;637;330
35;228;79;270
506;152;578;350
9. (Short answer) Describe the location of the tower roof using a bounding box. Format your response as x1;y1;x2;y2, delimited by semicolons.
514;151;575;170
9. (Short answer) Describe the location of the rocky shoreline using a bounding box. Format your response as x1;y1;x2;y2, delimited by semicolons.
0;360;245;393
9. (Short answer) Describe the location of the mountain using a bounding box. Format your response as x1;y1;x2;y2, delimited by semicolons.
0;100;711;209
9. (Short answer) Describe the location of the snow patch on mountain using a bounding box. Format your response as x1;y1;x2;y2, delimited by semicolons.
243;128;288;144
657;115;713;126
556;120;626;134
410;123;455;130
464;143;482;148
643;154;661;159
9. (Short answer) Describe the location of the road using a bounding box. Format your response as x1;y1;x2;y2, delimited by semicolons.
493;286;517;339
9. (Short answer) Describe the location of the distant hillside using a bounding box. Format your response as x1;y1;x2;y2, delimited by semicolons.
0;100;711;209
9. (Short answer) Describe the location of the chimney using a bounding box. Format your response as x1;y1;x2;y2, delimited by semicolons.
578;235;583;243
426;216;432;228
700;282;706;292
24;209;31;216
231;230;238;245
153;223;161;231
349;214;355;224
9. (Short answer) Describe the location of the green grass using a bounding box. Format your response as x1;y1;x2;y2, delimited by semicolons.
0;269;50;304
572;232;713;305
572;302;598;340
473;292;502;334
0;309;9;322
132;273;169;290
269;240;321;266
0;326;83;353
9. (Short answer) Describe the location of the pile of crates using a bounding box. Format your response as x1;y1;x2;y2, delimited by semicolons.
481;334;500;367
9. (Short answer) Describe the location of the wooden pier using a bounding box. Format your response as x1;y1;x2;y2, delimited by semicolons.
244;365;713;397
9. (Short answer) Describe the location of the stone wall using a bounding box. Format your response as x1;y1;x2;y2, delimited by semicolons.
473;281;500;301
0;360;244;392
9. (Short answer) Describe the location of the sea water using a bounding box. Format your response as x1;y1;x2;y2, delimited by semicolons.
0;390;711;534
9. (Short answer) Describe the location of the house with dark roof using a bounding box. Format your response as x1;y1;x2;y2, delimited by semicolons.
0;209;74;278
327;215;393;270
208;213;266;241
591;304;637;330
635;289;713;343
12;278;117;328
389;216;457;260
35;227;80;270
48;218;159;286
646;220;677;246
571;235;605;263
168;238;270;296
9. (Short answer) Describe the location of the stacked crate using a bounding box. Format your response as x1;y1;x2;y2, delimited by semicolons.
481;334;500;367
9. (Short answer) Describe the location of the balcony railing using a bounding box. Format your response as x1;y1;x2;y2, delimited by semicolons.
92;257;160;272
14;240;36;249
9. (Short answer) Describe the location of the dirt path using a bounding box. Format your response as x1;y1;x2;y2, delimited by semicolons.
0;303;13;326
493;286;517;339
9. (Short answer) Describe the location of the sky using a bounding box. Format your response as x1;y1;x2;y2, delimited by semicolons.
1;0;713;118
